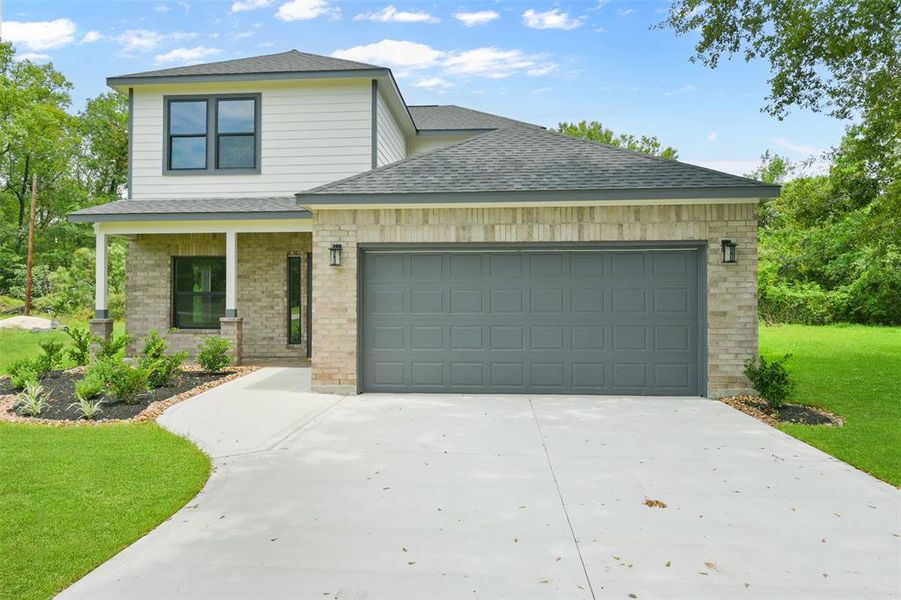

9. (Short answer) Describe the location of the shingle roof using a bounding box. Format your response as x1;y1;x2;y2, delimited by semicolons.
409;105;538;132
108;50;384;82
69;197;311;222
298;125;780;203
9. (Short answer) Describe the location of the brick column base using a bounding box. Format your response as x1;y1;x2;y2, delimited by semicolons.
219;317;244;366
88;318;114;358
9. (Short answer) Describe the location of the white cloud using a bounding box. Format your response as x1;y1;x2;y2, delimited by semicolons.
81;31;103;43
230;0;273;13
153;3;171;12
415;77;453;91
355;5;439;23
117;29;165;52
154;46;222;64
522;8;584;30
333;39;558;81
617;8;636;16
593;26;607;33
665;83;697;96
5;19;77;51
276;0;339;21
687;159;761;177
453;10;499;26
15;52;52;62
707;131;718;141
332;39;444;70
445;47;557;79
774;137;823;156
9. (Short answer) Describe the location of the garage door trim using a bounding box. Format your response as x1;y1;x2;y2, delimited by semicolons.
357;241;708;396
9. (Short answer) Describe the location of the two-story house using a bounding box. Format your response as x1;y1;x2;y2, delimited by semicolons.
70;50;778;398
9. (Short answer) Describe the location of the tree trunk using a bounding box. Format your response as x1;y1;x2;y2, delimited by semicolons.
25;174;37;316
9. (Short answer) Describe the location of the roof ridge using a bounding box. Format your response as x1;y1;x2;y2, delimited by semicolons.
540;127;773;187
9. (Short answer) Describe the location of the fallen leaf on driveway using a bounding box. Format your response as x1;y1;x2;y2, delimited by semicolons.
644;498;667;508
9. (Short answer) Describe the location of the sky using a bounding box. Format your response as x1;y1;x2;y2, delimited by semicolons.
2;0;845;176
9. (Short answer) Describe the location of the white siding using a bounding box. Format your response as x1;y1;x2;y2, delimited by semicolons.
131;80;373;200
407;133;472;157
376;91;405;167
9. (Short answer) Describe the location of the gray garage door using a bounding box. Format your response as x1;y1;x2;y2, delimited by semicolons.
361;248;704;395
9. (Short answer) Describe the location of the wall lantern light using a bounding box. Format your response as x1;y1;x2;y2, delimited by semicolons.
329;244;343;267
721;239;738;264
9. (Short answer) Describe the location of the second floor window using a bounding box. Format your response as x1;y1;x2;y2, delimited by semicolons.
166;95;259;173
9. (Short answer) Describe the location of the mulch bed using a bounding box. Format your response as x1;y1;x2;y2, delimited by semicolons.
0;365;257;426
720;394;844;427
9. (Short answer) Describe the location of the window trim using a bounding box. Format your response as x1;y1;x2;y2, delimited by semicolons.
162;93;262;176
171;256;227;330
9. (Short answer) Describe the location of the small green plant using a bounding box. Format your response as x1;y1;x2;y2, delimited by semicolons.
66;326;92;366
105;360;153;405
74;372;105;400
39;340;65;371
8;359;39;390
146;351;188;388
140;330;167;362
95;331;132;361
68;394;104;420
197;337;232;373
744;354;795;410
14;382;51;417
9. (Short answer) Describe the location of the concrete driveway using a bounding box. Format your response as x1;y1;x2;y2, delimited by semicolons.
61;368;899;599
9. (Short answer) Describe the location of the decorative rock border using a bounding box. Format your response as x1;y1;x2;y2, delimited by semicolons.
720;394;844;427
0;366;258;427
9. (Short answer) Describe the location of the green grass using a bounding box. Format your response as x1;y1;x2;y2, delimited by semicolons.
760;324;901;486
0;316;123;374
0;423;211;600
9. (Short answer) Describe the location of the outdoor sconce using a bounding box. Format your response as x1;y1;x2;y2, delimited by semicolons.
721;239;738;264
329;244;343;267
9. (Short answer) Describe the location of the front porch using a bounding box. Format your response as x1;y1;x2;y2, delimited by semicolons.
89;217;313;366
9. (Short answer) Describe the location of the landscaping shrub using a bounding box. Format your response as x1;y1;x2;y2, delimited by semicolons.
744;354;794;410
9;360;39;391
146;352;187;388
74;372;104;401
139;330;188;388
95;331;132;361
104;360;153;405
197;337;232;373
14;382;51;417
140;330;167;362
38;340;65;371
66;326;93;366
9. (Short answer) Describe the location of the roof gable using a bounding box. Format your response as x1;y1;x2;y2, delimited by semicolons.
298;125;779;204
108;49;384;84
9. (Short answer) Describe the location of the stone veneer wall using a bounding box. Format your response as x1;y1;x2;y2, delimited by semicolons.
312;204;758;397
125;232;311;360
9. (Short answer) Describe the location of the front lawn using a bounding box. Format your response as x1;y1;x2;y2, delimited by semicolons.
0;316;122;374
0;423;210;600
760;324;901;486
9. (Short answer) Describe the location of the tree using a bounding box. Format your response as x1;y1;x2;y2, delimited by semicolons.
659;0;899;122
76;92;128;199
554;120;679;159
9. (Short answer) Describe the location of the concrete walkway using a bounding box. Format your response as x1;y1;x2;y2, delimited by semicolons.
61;368;900;599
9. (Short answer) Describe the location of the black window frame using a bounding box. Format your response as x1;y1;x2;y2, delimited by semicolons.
287;255;303;346
171;256;227;330
163;93;261;175
166;99;209;171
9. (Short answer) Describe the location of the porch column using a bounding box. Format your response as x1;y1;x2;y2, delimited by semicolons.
220;230;243;365
225;231;238;317
94;225;108;319
89;224;113;346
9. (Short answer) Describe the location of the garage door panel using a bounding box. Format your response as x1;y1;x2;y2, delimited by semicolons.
361;248;702;395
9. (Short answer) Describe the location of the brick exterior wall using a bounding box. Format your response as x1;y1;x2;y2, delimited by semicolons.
125;232;311;360
312;204;758;397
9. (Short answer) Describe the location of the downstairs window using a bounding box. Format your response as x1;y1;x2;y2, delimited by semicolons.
173;257;226;329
